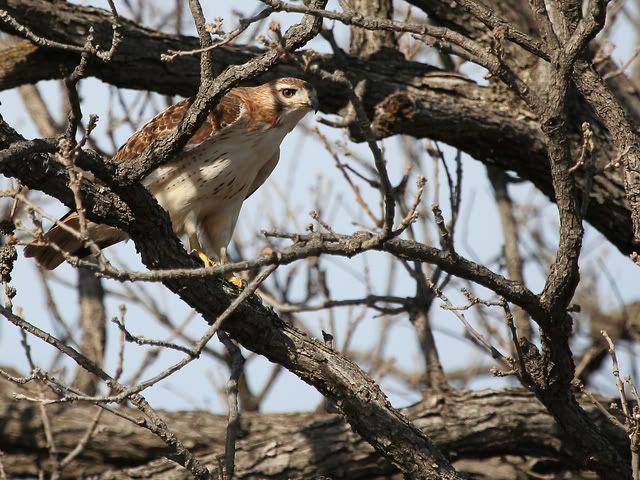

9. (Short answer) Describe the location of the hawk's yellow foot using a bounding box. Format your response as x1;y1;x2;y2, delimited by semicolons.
191;249;216;268
191;249;246;289
226;275;246;289
219;251;247;289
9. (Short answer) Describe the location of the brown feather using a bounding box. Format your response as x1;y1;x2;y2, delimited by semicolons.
112;92;244;163
24;213;127;270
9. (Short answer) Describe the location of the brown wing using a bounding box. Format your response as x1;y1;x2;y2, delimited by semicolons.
23;212;127;270
113;92;245;163
245;149;280;200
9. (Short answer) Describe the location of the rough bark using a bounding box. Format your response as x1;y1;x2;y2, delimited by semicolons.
348;0;396;57
0;372;626;479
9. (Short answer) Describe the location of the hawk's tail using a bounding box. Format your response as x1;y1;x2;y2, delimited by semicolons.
24;212;127;270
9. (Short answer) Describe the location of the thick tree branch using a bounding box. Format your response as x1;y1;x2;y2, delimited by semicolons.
0;372;628;479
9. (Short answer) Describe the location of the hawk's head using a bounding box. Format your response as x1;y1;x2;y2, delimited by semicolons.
236;77;319;131
260;77;319;128
272;77;319;112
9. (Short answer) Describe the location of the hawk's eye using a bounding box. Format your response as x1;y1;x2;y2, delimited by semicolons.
281;88;296;98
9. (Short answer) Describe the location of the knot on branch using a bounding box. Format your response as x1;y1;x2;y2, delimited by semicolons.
518;338;545;390
0;220;17;284
371;92;416;138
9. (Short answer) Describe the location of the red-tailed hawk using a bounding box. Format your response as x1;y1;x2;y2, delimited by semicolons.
25;77;318;270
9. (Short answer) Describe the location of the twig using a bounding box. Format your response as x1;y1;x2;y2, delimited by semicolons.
60;28;99;245
602;330;632;420
396;176;425;234
264;293;412;314
330;74;395;237
311;126;380;226
0;367;37;384
259;0;548;60
427;281;512;371
217;331;244;480
40;401;60;480
600;330;640;480
0;9;88;53
111;311;194;355
431;204;453;251
18;227;541;315
162;7;274;62
574;381;626;430
59;408;104;469
101;0;122;62
114;305;126;382
291;62;395;237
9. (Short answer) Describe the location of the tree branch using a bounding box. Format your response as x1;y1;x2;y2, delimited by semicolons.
0;371;628;479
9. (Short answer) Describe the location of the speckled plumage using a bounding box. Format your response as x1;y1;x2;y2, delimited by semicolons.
25;78;318;269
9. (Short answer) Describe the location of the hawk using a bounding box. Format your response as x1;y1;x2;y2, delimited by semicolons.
25;77;319;270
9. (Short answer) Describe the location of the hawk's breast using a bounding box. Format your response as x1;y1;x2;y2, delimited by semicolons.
143;120;286;236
